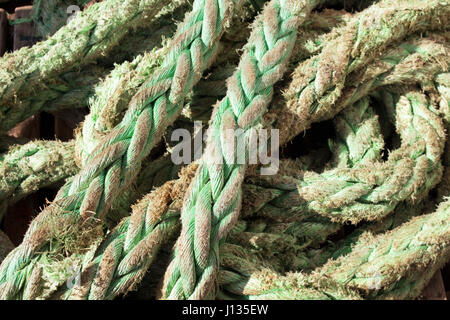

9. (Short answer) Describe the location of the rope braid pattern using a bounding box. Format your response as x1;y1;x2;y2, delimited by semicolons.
268;0;450;145
0;0;193;133
301;199;427;272
433;73;450;202
0;0;243;300
48;156;342;300
0;140;78;219
23;86;356;298
217;198;450;300
248;90;446;224
0;0;448;301
16;85;446;299
161;0;321;300
328;97;384;168
315;197;450;299
0;0;172;122
46;152;325;300
40;128;339;300
217;243;362;300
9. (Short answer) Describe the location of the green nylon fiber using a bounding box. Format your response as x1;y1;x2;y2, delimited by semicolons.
0;0;246;300
162;0;326;300
0;140;78;220
0;0;191;133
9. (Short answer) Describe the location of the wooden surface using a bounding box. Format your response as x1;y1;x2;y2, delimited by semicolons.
0;9;6;56
3;6;40;246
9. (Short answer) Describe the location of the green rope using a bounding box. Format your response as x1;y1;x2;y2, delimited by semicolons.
18;85;444;298
162;0;324;300
315;197;450;299
0;140;78;220
0;0;245;300
269;0;450;145
303;200;427;271
0;0;191;133
0;0;173;132
217;243;362;300
249;90;446;224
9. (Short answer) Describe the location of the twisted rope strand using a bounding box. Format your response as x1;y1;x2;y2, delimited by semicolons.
162;0;322;300
0;0;173;130
0;0;244;300
0;1;194;133
315;197;450;299
27;86;447;298
269;0;450;145
0;140;78;219
249;90;446;224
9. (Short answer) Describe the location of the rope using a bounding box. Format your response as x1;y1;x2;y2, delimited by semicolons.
315;197;450;299
217;243;362;300
162;0;323;300
0;0;245;300
0;140;78;220
0;0;173;131
269;0;450;145
303;200;427;272
6;84;446;300
0;0;190;133
0;0;448;301
249;90;446;224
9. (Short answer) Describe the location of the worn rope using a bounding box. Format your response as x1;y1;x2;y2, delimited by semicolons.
217;243;362;300
12;84;447;300
249;90;446;224
0;0;245;300
314;197;450;299
0;0;168;103
0;140;78;220
161;0;324;300
0;0;192;133
267;0;450;145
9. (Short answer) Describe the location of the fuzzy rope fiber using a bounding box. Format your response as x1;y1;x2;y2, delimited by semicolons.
0;0;448;300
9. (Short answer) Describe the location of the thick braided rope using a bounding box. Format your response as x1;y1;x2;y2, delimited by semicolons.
217;199;450;300
247;36;449;224
36;88;428;299
0;0;243;300
0;0;171;118
329;97;384;168
218;198;450;300
76;49;167;165
314;197;450;299
24;76;445;299
75;5;265;224
0;1;192;133
236;97;384;252
0;140;78;219
77;5;347;164
161;0;320;300
30;0;103;38
433;73;450;201
3;30;446;301
217;243;362;300
39;146;332;300
44;155;317;300
267;0;450;145
249;90;446;224
303;200;427;272
271;33;450;146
